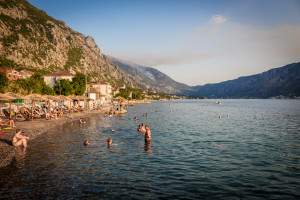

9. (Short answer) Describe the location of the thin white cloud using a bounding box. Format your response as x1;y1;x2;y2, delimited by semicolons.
209;15;228;24
111;21;300;85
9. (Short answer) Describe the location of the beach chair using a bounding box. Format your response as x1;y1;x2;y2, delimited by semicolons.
2;109;16;120
19;108;32;121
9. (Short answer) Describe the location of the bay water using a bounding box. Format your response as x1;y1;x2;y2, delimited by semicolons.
0;100;300;199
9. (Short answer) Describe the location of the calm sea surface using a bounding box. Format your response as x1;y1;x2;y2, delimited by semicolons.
1;100;300;199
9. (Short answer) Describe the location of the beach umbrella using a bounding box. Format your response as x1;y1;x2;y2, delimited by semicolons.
0;93;15;118
5;92;28;113
25;94;47;120
43;95;60;109
58;95;72;109
84;96;93;110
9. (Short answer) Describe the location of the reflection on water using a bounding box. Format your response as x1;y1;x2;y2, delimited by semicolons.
144;140;152;155
14;148;26;169
0;100;300;199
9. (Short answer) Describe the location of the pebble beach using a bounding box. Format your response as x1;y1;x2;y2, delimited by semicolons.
0;110;105;168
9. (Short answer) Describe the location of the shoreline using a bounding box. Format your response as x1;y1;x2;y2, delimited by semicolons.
0;110;105;168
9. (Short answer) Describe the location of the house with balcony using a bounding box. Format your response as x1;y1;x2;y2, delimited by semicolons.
0;66;23;80
88;81;112;104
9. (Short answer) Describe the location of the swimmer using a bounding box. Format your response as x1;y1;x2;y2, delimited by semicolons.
84;139;89;146
112;129;115;132
134;117;137;121
137;125;141;132
79;118;86;124
140;123;146;133
227;114;229;118
145;125;151;143
219;115;221;119
107;138;112;147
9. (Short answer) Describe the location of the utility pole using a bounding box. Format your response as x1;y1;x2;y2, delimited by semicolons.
85;62;87;97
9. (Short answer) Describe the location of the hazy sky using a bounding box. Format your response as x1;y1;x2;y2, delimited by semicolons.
29;0;300;86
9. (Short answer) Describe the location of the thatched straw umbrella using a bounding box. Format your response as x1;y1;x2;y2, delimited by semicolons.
75;96;86;110
5;92;27;114
58;95;71;109
0;93;15;118
43;95;60;110
25;94;47;120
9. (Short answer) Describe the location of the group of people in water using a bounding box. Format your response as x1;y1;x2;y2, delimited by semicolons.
137;123;151;143
11;112;152;150
83;115;152;148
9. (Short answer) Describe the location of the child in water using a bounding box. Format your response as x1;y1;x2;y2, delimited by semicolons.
137;125;141;132
84;139;89;146
79;118;86;124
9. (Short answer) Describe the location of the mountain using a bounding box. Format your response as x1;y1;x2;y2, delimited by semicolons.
108;56;193;94
190;62;300;98
0;0;195;94
0;0;139;87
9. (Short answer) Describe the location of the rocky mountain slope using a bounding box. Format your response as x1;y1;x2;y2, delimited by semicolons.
108;56;193;94
0;0;138;87
190;62;300;98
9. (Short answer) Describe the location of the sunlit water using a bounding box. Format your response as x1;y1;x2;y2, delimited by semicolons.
1;100;300;199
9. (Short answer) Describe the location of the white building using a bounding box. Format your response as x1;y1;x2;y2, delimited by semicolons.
43;71;75;88
88;81;112;104
20;69;35;79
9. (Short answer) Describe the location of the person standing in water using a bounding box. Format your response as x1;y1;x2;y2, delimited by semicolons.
145;125;151;143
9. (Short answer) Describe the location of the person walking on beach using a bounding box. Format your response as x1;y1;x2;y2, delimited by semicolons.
12;129;29;148
145;125;151;143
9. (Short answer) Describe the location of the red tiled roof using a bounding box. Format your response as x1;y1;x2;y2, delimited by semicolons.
44;71;75;77
22;69;35;75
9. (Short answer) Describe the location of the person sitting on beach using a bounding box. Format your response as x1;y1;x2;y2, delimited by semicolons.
0;118;15;129
140;123;146;133
43;108;57;119
79;118;86;124
12;129;29;148
84;139;89;146
145;125;151;143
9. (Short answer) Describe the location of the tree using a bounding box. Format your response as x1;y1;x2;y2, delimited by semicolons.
72;72;86;96
54;79;74;96
0;72;9;93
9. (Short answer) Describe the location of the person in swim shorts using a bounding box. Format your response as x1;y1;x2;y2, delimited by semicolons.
144;125;151;143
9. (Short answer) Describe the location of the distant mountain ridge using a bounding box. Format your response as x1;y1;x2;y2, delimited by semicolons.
190;62;300;98
108;56;193;94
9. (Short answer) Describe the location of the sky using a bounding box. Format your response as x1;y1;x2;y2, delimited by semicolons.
28;0;300;86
